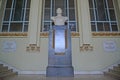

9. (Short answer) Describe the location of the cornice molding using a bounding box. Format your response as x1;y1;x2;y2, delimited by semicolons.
40;32;49;37
40;32;80;37
0;32;27;37
92;32;120;37
71;32;80;37
0;32;119;37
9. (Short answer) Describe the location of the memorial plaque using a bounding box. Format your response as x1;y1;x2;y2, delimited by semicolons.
104;41;117;52
3;41;16;52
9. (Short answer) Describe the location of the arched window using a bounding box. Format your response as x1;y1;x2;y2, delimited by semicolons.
1;0;31;32
42;0;77;32
89;0;118;32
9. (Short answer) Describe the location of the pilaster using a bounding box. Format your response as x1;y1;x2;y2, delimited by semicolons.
117;0;120;10
27;0;43;52
113;0;120;31
77;0;93;51
0;0;6;30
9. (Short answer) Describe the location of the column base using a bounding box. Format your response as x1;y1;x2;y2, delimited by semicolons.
46;66;74;77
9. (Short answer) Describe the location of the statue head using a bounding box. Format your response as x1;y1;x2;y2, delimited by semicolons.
56;8;62;14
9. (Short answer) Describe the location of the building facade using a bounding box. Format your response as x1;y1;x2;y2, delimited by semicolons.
0;0;120;74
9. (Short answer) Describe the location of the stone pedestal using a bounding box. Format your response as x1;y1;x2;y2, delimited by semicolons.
46;26;74;77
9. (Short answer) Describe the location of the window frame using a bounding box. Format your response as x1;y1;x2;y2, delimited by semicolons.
1;0;31;32
89;0;119;32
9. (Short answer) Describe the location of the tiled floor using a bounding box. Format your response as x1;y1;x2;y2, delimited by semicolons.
4;74;117;80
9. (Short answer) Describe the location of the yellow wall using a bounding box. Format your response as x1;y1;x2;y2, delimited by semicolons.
0;0;120;73
0;38;48;71
0;37;120;72
72;38;120;71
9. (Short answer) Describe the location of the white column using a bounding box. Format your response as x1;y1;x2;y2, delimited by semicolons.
117;0;120;10
37;0;43;46
77;0;93;51
27;0;43;52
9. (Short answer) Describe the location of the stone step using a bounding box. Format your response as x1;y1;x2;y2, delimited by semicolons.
0;69;13;73
113;67;120;71
0;64;3;67
104;63;120;80
104;72;120;80
111;69;120;72
0;65;8;68
0;66;8;71
0;64;18;79
113;66;120;69
0;68;8;72
113;66;120;70
0;69;13;75
0;72;17;78
109;69;120;74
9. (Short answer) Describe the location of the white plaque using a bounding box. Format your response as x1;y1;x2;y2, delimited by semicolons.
3;41;16;52
103;41;116;51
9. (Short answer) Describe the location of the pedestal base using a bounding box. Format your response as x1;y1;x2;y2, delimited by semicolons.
47;26;74;77
46;66;74;77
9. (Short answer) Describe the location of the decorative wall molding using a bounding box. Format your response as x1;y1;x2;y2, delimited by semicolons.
80;44;93;51
71;32;80;37
0;32;27;37
40;32;49;37
92;32;120;37
1;32;119;37
40;32;80;37
26;44;40;52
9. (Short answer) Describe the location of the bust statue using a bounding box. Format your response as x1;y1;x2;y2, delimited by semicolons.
51;8;68;25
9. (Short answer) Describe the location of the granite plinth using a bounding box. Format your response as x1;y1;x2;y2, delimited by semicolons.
46;66;74;77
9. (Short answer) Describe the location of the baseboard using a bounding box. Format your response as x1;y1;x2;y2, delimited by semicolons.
18;71;103;75
74;71;103;74
18;71;46;74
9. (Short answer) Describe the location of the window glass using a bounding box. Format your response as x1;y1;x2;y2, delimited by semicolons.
2;0;31;32
89;0;118;32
